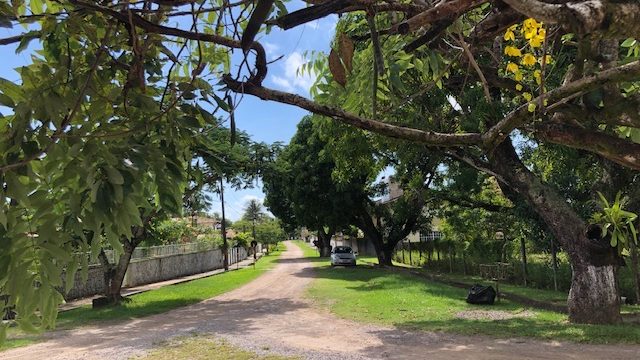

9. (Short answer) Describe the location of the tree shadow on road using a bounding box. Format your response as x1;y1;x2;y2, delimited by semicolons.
5;297;309;358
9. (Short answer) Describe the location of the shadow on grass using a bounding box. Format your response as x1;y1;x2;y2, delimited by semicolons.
56;297;204;329
394;317;640;344
302;261;640;344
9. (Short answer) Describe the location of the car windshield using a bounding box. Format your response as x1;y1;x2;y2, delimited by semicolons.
334;247;352;254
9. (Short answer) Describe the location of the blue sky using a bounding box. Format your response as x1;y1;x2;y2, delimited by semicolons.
213;8;337;220
0;1;337;221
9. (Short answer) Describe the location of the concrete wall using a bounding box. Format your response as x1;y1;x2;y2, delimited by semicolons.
330;237;377;257
65;265;106;300
65;245;256;301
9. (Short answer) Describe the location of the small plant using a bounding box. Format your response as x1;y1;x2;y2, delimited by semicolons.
590;192;638;255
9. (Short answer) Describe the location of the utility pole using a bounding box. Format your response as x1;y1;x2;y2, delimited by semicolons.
220;178;229;271
252;215;262;254
520;236;528;286
551;237;558;291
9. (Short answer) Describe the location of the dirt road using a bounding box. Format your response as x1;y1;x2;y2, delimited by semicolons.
2;241;639;359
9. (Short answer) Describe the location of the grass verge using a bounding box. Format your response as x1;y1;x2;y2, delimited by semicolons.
2;248;282;350
304;255;640;344
141;335;298;360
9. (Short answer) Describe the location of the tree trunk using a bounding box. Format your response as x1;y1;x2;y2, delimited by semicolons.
379;245;394;266
99;240;135;303
568;260;621;323
462;251;467;275
630;239;640;304
551;237;559;292
317;228;334;257
488;139;621;324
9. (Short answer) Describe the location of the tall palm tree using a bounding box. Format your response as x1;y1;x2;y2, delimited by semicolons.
243;199;265;252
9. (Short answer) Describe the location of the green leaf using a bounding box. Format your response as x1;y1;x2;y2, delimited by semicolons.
105;166;124;185
180;115;202;128
39;242;71;262
15;32;37;53
213;94;231;112
0;208;6;229
0;93;14;107
197;105;216;125
15;318;40;334
5;173;28;201
0;77;24;100
610;232;618;247
64;257;79;293
621;38;637;48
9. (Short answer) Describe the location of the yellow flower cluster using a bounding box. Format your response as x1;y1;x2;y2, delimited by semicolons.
502;18;553;112
523;19;546;48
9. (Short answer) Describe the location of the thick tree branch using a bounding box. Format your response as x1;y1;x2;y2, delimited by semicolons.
430;190;512;212
222;76;483;147
0;31;41;46
469;7;524;44
482;59;640;149
536;122;640;170
503;0;640;38
395;0;488;34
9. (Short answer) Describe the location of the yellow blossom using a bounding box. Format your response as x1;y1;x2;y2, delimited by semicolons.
528;103;537;112
523;18;540;30
515;71;524;81
504;46;522;57
524;28;537;40
538;28;546;38
516;84;523;91
504;30;515;41
534;70;542;84
522;92;532;101
529;36;543;48
521;53;537;66
506;62;519;73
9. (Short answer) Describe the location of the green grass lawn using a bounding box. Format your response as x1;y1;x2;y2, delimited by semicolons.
141;335;298;360
2;248;282;350
360;254;640;314
303;254;640;344
291;240;320;259
291;240;377;268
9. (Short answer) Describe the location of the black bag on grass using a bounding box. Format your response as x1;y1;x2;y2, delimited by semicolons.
466;284;496;305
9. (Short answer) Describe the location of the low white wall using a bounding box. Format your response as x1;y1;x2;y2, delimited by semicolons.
65;245;257;301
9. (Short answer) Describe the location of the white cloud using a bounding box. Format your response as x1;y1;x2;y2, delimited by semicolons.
263;41;280;58
240;194;263;206
268;51;316;94
270;75;295;92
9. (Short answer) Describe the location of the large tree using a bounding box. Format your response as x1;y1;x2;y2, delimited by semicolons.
263;116;366;256
2;0;640;328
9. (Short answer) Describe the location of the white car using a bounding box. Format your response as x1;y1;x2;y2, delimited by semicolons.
330;246;357;266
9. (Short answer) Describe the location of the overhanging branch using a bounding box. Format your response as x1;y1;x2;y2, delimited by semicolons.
482;59;640;149
222;75;483;147
536;122;640;170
